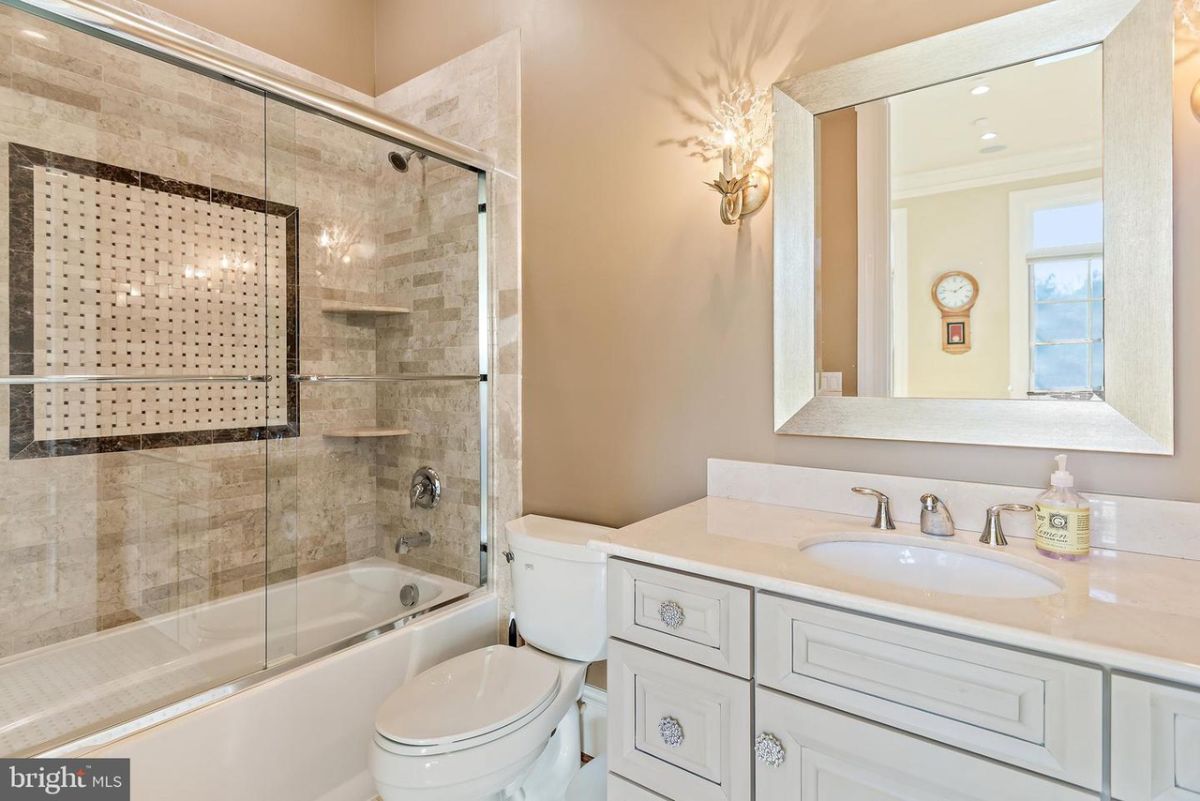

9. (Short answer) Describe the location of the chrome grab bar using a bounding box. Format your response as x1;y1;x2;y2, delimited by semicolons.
291;374;481;383
0;374;270;385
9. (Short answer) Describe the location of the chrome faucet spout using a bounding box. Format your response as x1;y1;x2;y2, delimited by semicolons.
919;493;955;537
395;530;433;554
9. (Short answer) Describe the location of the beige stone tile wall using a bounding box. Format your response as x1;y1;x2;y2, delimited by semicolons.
0;5;492;661
264;99;382;581
0;6;282;658
373;157;482;584
0;3;510;667
374;31;521;636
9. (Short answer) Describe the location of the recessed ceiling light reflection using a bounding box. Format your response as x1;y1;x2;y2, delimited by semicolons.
20;29;48;40
970;85;990;96
980;131;998;141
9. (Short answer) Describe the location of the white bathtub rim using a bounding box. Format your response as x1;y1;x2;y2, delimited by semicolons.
33;590;496;758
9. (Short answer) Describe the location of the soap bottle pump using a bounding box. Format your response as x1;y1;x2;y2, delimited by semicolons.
1034;454;1091;560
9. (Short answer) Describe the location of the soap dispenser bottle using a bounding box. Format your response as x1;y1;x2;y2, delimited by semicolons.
1034;454;1091;560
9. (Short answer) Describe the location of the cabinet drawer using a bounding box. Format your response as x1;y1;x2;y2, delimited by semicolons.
608;774;668;800
1112;675;1200;801
608;640;751;801
754;687;1095;801
757;593;1102;790
608;558;752;677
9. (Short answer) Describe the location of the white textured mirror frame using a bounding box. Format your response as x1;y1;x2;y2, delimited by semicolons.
773;0;1173;454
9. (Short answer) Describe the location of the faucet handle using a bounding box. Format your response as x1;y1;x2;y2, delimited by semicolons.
851;487;895;530
979;504;1033;547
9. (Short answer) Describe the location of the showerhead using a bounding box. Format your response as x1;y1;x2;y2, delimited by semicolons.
387;150;426;173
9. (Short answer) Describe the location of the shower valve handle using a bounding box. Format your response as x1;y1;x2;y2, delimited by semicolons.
410;466;442;509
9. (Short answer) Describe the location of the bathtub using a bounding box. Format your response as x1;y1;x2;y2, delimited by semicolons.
0;558;475;756
90;593;496;801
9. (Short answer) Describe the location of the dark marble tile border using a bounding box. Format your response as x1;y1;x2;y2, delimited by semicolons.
7;142;300;459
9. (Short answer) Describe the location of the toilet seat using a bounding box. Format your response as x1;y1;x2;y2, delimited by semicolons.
375;645;562;755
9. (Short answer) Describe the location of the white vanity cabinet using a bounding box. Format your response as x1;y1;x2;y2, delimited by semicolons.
605;557;1197;801
1111;675;1200;801
606;560;752;801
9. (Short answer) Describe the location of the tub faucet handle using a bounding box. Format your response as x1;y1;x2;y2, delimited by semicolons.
980;504;1033;547
851;487;895;530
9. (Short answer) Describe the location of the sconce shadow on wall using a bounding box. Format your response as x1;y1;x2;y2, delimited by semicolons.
642;0;830;226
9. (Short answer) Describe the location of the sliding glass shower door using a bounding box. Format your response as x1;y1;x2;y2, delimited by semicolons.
263;97;485;665
0;0;488;757
0;2;276;754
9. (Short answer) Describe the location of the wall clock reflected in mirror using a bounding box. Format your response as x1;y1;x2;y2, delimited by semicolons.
931;270;979;354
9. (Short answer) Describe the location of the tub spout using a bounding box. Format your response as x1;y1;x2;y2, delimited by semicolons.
395;530;433;555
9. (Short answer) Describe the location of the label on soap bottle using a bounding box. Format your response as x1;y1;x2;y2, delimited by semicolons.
1034;503;1091;556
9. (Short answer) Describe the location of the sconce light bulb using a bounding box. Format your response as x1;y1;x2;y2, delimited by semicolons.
722;128;736;146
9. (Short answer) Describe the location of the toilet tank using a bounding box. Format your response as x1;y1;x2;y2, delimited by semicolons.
505;515;613;662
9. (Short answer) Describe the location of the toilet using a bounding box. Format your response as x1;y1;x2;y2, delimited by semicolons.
369;515;612;801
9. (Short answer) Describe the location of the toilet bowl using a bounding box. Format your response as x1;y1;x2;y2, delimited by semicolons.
370;516;612;801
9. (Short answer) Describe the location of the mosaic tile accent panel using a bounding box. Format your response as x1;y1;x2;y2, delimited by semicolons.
7;143;299;458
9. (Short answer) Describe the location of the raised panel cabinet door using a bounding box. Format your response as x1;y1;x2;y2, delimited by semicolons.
608;558;753;677
607;640;751;801
756;593;1103;789
1112;675;1200;801
754;687;1095;801
609;774;669;800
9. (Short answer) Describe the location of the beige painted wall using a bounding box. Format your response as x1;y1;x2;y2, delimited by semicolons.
816;108;859;397
145;0;375;93
897;170;1100;399
148;0;1200;523
371;0;1200;524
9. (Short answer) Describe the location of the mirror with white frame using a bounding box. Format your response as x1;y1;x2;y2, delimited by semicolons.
774;0;1173;453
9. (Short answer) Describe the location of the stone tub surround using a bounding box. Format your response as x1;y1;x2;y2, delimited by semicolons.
591;496;1200;688
708;458;1200;562
0;2;498;665
374;30;522;631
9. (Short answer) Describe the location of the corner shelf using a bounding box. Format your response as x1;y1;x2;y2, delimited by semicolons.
320;300;411;316
322;427;412;439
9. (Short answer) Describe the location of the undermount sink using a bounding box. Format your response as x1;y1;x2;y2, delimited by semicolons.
800;538;1063;599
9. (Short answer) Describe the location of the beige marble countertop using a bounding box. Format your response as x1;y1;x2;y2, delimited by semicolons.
590;497;1200;686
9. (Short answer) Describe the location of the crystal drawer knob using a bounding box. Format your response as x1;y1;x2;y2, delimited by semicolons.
658;715;685;748
658;600;685;629
756;732;785;767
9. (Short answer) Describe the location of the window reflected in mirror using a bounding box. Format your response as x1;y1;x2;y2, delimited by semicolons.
813;45;1103;401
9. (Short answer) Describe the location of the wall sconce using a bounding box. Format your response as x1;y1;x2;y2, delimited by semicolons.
703;85;772;225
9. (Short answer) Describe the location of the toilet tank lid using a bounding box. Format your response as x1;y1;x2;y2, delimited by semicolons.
505;515;613;563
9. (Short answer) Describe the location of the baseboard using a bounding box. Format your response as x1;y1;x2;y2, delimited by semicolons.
580;683;607;758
